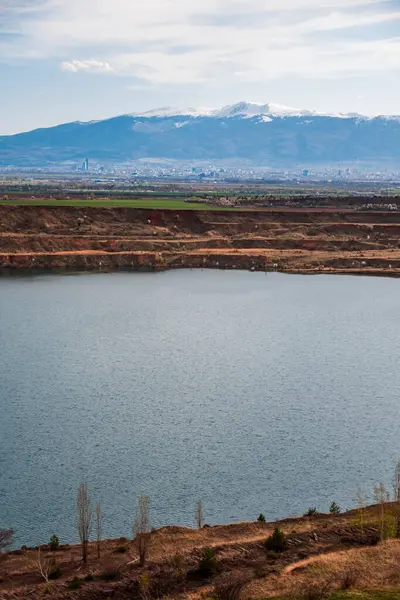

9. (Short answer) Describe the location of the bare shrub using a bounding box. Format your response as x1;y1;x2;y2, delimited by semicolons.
77;483;92;564
133;495;151;566
0;529;14;552
393;461;400;537
35;548;58;584
339;563;360;590
287;577;333;600
394;460;400;501
355;487;367;538
373;482;391;540
138;572;151;600
195;500;204;529
213;571;251;600
138;564;187;599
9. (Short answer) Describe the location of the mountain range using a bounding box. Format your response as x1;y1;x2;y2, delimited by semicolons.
1;101;400;167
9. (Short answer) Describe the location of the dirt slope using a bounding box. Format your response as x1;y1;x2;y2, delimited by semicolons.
1;504;396;600
1;205;400;276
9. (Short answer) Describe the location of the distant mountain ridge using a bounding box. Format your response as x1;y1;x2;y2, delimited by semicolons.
133;101;367;119
1;101;400;167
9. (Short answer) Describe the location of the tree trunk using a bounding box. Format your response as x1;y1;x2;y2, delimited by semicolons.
82;540;88;564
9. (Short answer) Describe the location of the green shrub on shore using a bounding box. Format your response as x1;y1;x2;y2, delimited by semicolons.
258;513;266;523
49;535;59;551
330;502;341;514
264;528;287;554
198;547;217;576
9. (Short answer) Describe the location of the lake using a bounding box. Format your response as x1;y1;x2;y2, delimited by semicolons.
1;270;400;547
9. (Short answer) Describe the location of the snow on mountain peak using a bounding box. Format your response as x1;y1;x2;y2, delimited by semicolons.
214;101;316;118
133;106;215;118
130;102;364;120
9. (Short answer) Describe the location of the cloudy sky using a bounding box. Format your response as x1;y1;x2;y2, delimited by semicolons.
1;0;399;134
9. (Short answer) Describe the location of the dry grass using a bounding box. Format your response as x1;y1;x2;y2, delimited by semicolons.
246;541;400;599
3;506;400;600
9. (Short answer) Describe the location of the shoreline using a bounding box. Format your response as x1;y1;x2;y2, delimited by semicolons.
1;503;397;599
1;256;400;279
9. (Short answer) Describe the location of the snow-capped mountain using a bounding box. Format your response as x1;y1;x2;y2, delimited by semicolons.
1;101;400;166
134;101;364;120
134;106;216;118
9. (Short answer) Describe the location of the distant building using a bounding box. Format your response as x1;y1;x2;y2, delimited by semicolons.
303;169;309;177
82;158;89;172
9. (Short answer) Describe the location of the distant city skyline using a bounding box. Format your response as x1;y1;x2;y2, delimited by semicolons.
1;0;400;134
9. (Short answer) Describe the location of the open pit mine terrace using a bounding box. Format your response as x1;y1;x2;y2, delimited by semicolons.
1;205;400;277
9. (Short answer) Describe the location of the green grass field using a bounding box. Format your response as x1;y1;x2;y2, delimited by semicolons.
0;197;230;210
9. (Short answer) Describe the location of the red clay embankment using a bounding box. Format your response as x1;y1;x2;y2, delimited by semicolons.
2;205;400;276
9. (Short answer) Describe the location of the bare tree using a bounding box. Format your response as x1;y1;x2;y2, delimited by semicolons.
95;503;102;559
393;461;400;537
195;501;204;529
35;547;54;584
0;529;14;552
77;483;92;565
394;460;400;502
133;495;150;566
373;482;390;540
355;487;367;538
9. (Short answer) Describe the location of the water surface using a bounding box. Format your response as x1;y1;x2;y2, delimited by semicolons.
1;270;400;546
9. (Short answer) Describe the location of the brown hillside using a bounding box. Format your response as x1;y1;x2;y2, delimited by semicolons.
2;206;400;276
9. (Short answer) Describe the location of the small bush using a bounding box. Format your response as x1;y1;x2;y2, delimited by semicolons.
264;528;287;554
140;564;187;598
329;502;341;514
257;514;266;523
49;535;59;551
170;553;185;575
254;567;268;578
138;572;150;598
305;507;317;517
213;572;250;600
67;577;82;590
98;569;121;581
288;578;333;600
198;547;217;576
48;564;61;580
115;543;129;553
339;564;359;590
83;573;94;581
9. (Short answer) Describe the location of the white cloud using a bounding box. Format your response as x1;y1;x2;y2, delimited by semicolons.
60;59;113;73
2;0;400;85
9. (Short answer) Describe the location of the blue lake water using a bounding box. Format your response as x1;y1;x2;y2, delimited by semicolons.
1;270;400;547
